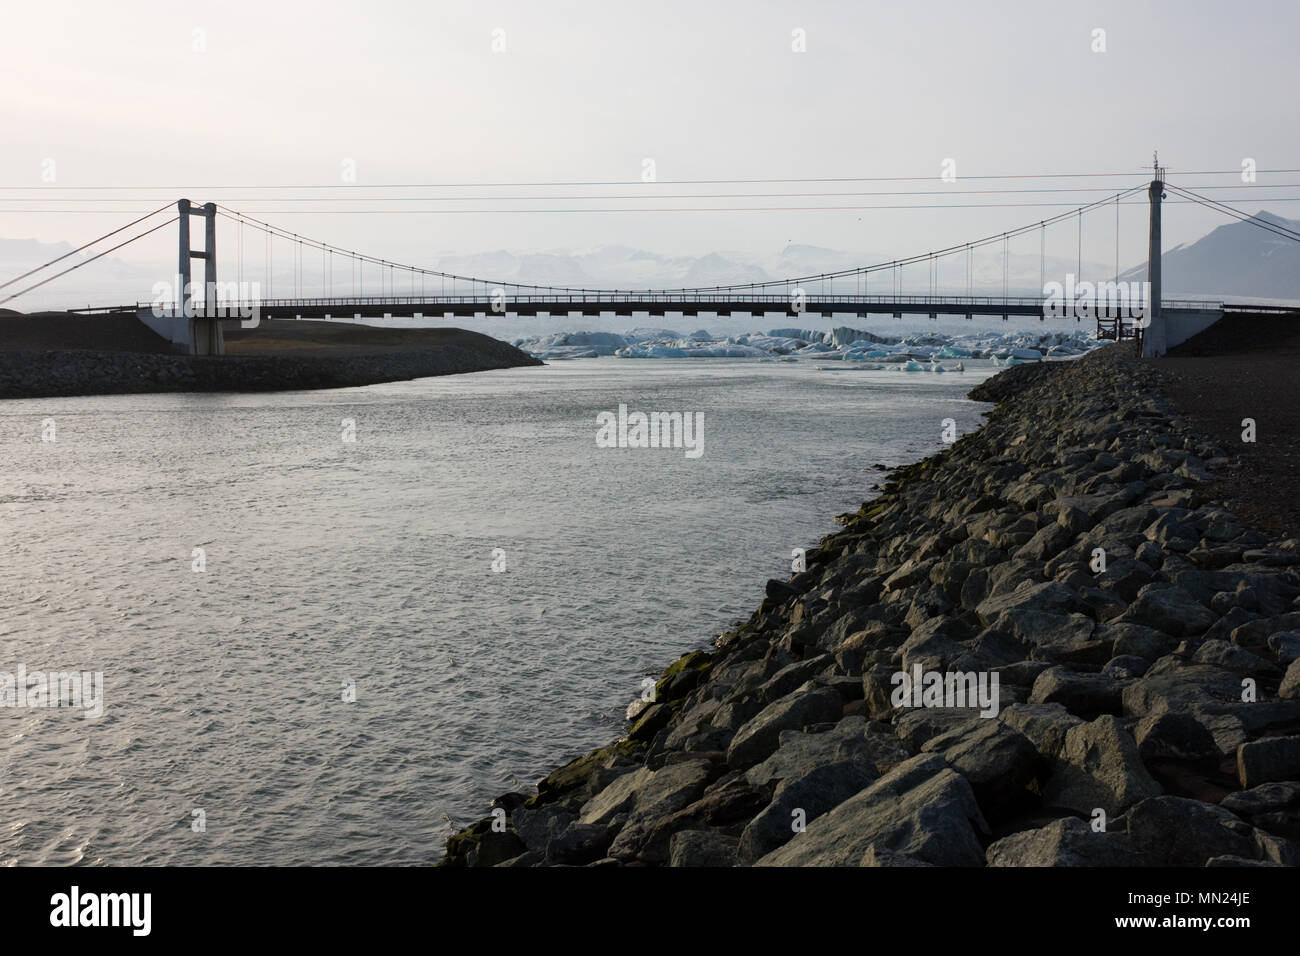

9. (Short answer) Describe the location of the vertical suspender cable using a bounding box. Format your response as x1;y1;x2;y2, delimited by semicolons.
1115;193;1120;283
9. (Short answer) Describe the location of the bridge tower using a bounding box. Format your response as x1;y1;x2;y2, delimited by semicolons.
178;199;223;355
1141;154;1166;357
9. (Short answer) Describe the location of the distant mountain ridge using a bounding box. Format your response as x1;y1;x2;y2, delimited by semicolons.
1118;210;1300;300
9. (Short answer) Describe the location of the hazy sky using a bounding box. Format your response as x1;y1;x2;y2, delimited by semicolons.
2;0;1297;297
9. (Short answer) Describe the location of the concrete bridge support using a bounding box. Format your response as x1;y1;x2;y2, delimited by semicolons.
135;200;225;354
1142;168;1167;358
178;199;224;356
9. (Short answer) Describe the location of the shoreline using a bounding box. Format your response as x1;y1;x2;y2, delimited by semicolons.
0;342;544;400
441;342;1300;867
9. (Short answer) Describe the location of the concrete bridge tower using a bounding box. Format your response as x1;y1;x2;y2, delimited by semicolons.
1142;155;1166;357
177;200;224;355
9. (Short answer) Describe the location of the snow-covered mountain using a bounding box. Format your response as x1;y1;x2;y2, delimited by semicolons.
1118;210;1300;301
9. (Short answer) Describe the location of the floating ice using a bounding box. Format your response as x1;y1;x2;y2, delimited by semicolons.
514;324;1100;366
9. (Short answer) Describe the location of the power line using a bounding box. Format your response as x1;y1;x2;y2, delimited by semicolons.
1164;184;1300;243
6;183;1299;204
12;196;1300;216
4;169;1299;191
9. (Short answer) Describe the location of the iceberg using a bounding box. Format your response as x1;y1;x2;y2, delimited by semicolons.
512;323;1103;365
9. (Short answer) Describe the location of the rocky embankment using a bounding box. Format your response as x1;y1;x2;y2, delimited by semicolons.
0;340;542;399
442;344;1300;867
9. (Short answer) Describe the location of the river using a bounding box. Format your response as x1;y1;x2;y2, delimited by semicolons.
0;357;994;864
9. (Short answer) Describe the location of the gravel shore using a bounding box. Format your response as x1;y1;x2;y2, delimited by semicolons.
442;343;1300;867
0;335;542;399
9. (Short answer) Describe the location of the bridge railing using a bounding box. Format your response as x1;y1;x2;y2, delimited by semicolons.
97;294;1225;314
195;293;1223;310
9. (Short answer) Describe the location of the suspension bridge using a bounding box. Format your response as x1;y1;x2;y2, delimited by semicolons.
5;162;1300;360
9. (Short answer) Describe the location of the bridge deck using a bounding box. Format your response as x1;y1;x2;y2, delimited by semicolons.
82;293;1222;321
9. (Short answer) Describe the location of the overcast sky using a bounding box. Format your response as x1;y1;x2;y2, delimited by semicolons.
2;0;1297;299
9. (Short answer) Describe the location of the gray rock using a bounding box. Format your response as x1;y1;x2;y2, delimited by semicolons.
661;698;724;750
921;718;1038;814
860;844;934;866
1280;660;1300;700
893;706;983;750
604;758;717;861
1220;781;1300;841
1016;523;1074;561
1126;796;1260;866
545;822;615;865
1102;655;1150;679
998;703;1084;761
1102;623;1180;661
737;758;878;863
755;654;832;703
667;829;739;867
993;660;1051;687
986;609;1095;649
986;816;1152;866
899;617;971;673
1237;736;1300;789
754;754;988;867
1268;632;1300;665
1205;855;1282;867
1043;714;1162;816
1115;583;1218;637
1220;780;1300;817
511;804;576;852
744;715;875;787
1231;612;1300;651
725;685;845;769
976;581;1089;626
1193;639;1280;676
579;768;652;825
1121;662;1243;718
1134;712;1219;765
1029;666;1124;716
1043;492;1128;535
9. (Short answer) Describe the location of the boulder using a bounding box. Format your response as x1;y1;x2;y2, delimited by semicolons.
1043;715;1162;816
1269;632;1300;665
737;758;878;864
744;716;882;788
1237;736;1300;789
1134;712;1219;766
1126;796;1260;866
1103;623;1180;662
860;844;934;866
975;581;1090;627
604;758;718;861
920;719;1039;815
546;822;615;865
986;610;1095;649
1121;663;1243;718
1114;584;1218;637
667;830;739;867
1220;781;1300;841
579;768;652;825
725;685;845;769
998;703;1084;761
754;754;987;867
1280;660;1300;700
1193;639;1279;676
1029;666;1124;717
986;816;1152;866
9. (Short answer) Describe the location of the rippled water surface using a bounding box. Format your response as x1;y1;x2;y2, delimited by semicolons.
0;357;995;864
